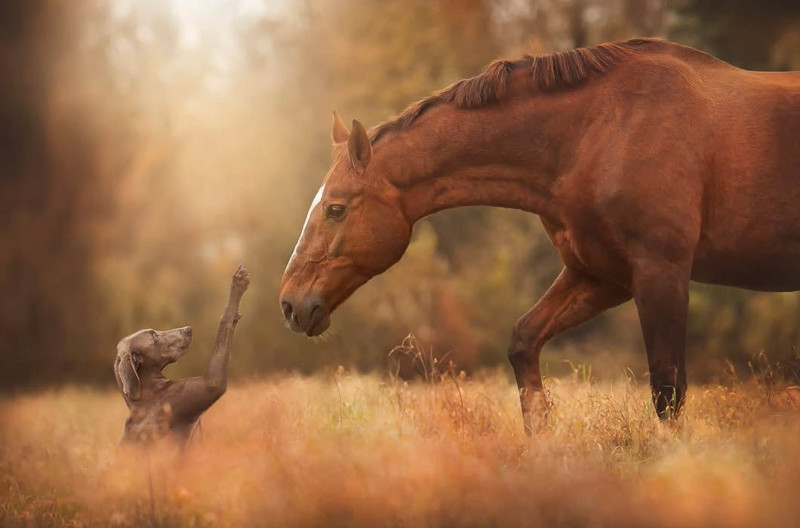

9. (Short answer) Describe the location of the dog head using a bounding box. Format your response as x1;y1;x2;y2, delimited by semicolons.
114;327;193;400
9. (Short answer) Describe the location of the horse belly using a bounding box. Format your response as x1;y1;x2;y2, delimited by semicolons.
694;178;800;291
692;240;800;292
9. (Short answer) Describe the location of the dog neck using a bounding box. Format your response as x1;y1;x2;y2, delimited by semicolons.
136;367;171;400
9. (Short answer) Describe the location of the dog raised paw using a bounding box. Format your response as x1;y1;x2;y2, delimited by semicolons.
231;263;251;294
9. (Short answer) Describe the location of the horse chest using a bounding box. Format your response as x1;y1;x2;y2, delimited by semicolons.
543;221;630;284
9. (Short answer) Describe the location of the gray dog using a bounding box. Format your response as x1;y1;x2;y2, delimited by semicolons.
114;264;250;444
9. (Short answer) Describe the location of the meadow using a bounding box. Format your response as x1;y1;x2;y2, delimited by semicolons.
2;357;800;528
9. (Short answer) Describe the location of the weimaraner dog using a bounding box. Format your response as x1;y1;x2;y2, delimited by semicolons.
114;264;250;444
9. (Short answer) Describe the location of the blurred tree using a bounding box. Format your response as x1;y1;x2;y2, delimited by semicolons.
0;1;115;388
672;0;800;70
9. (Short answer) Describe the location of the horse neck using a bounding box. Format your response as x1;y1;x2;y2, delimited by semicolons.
372;97;570;225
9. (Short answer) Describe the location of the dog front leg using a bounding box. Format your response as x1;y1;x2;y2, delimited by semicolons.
204;264;250;395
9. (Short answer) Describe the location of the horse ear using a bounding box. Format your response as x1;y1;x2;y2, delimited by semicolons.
348;119;372;170
115;342;141;401
332;111;349;144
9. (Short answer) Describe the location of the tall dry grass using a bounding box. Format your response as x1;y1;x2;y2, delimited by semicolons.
2;365;800;527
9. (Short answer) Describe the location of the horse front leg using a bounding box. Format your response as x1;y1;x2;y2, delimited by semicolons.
508;268;630;434
631;260;691;419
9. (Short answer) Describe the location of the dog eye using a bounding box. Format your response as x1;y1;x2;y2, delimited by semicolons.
326;204;346;220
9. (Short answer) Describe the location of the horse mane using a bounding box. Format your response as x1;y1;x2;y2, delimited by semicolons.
370;38;661;143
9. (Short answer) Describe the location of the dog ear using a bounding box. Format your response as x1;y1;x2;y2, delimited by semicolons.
115;342;141;400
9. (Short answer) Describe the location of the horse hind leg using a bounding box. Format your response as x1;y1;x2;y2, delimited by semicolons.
508;268;630;434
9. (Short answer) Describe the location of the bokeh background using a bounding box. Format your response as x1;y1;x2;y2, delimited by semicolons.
2;0;800;391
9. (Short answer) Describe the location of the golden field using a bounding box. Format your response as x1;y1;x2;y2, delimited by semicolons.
2;366;800;528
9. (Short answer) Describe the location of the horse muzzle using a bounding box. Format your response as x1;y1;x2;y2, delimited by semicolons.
280;293;330;337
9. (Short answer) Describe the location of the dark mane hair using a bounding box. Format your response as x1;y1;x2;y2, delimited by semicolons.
370;38;661;143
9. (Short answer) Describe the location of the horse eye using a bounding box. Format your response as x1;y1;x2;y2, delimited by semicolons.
326;204;346;220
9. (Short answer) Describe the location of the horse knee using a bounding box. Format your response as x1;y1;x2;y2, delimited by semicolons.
507;316;547;371
511;310;550;349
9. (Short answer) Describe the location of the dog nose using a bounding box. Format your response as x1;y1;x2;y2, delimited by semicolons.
182;326;192;337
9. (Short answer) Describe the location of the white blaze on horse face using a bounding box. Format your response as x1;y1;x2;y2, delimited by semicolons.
286;185;325;272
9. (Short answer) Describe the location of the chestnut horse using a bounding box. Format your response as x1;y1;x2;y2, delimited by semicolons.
279;38;800;432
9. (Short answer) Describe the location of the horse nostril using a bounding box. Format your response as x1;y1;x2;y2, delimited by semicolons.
308;303;322;324
281;301;294;321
